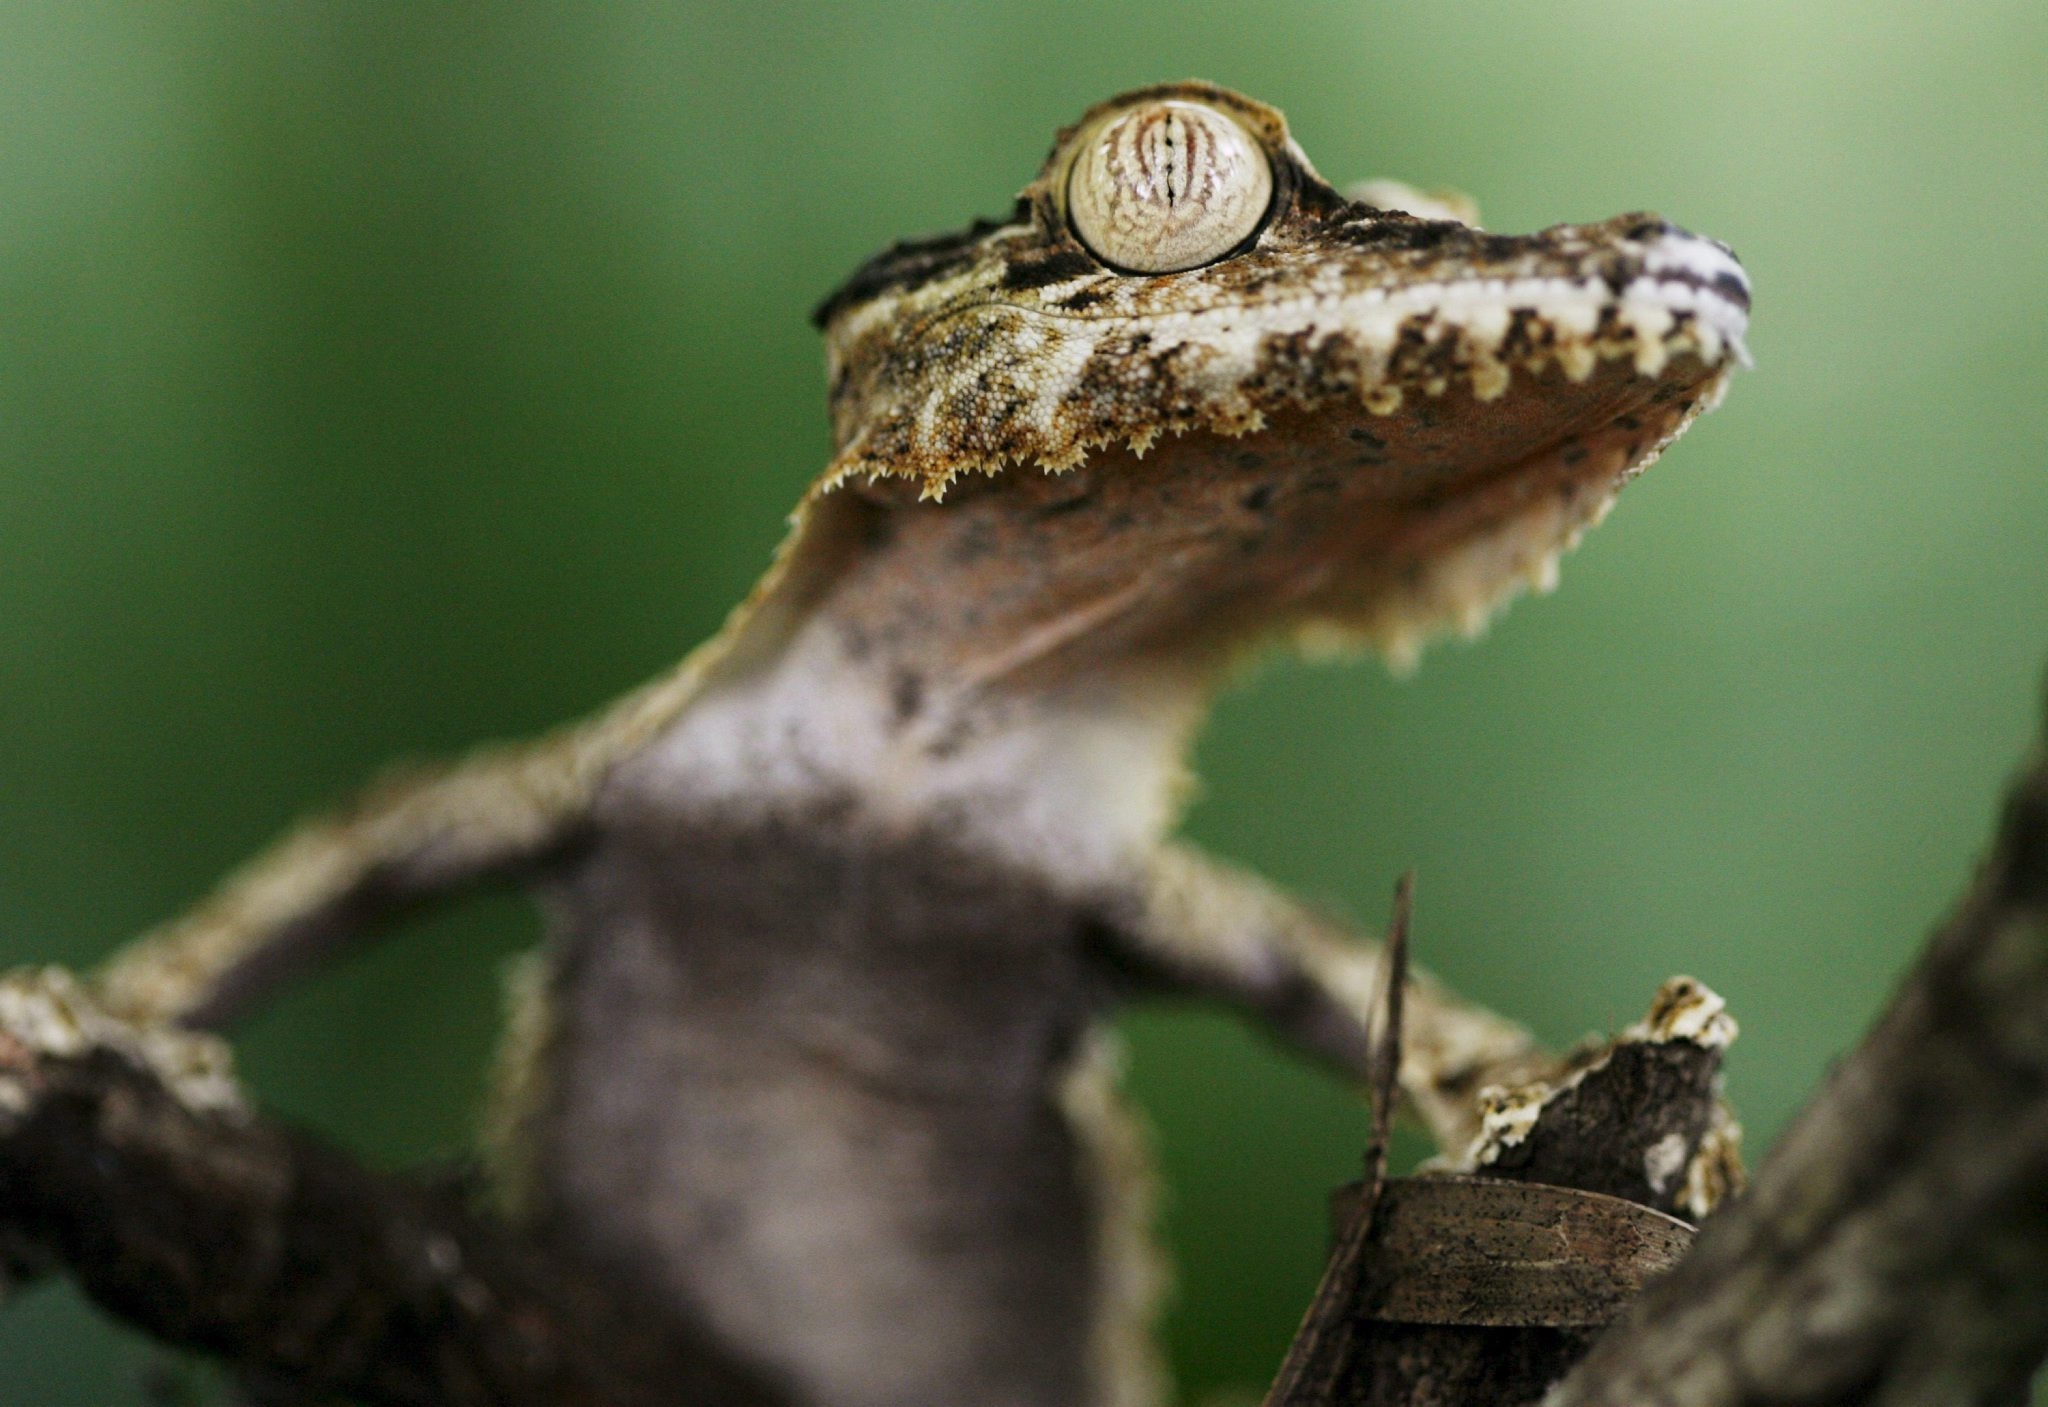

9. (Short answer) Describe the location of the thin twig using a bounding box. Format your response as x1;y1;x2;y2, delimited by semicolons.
1260;873;1415;1407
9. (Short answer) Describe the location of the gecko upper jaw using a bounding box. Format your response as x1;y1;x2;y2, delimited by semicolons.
817;212;1750;497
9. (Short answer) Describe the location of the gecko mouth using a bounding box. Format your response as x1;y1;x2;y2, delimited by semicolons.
1228;231;1746;669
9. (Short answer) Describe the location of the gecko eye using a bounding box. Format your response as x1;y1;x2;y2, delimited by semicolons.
1065;100;1274;274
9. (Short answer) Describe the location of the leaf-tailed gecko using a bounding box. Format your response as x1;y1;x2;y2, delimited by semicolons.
72;82;1748;1407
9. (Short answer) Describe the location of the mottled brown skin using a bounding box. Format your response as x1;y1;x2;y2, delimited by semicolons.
69;82;1747;1407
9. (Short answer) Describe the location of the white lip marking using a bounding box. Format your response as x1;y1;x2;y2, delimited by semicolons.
1637;230;1751;364
1643;229;1747;293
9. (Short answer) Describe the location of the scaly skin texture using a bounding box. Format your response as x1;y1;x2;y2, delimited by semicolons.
820;83;1743;495
68;82;1748;1407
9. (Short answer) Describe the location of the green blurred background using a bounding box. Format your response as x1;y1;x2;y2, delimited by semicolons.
2;2;2044;1401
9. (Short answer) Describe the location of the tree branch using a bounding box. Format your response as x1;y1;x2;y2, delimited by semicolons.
1264;882;1741;1406
12;708;2048;1406
0;970;783;1407
1549;738;2048;1407
1266;716;2048;1407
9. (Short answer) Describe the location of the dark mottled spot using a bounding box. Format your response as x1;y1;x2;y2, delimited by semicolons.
1500;307;1547;357
1613;414;1642;431
1054;284;1111;312
1560;443;1589;465
924;714;973;761
1001;248;1101;292
1475;233;1521;262
856;505;897;550
1292;177;1352;220
811;198;1031;328
1035;491;1096;519
1235;451;1265;471
891;670;924;725
1347;426;1386;450
1330;217;1455;253
1144;346;1185;385
1432;1066;1484;1098
1241;483;1276;513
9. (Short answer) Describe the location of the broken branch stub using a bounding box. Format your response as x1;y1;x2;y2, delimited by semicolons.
1265;887;1742;1407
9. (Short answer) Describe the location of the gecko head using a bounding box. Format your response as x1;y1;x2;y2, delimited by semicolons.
808;82;1749;678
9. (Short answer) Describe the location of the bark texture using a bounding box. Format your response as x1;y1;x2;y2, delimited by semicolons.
1265;731;2048;1406
0;994;784;1407
1265;977;1736;1407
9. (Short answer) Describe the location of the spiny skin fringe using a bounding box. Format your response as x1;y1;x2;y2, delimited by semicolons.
837;327;1738;506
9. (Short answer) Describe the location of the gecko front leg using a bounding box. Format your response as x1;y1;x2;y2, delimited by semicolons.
96;732;603;1030
1093;843;1544;1154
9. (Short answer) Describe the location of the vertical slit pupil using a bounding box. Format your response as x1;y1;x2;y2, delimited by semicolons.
1067;100;1272;273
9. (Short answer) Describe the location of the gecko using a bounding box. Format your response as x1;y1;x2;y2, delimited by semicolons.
63;81;1748;1407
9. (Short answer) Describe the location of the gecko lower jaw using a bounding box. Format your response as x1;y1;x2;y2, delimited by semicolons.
1346;358;1738;672
1314;229;1748;669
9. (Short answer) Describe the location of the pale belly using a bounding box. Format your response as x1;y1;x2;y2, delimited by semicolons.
525;812;1120;1407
